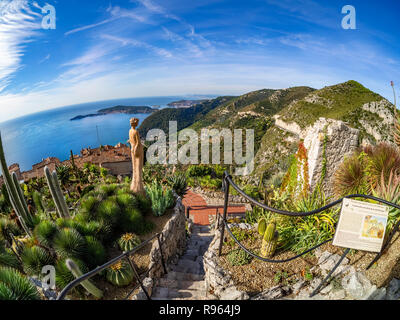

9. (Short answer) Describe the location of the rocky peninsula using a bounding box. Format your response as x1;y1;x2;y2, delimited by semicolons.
70;105;155;121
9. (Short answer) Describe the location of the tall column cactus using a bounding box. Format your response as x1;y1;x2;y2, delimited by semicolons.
0;132;32;236
44;166;70;218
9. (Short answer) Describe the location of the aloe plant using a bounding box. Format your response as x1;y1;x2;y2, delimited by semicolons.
0;132;32;236
44;166;70;218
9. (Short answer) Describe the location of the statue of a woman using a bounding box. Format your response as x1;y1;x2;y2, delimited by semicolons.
128;118;145;196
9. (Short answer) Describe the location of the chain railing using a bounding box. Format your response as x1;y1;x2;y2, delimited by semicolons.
218;171;400;297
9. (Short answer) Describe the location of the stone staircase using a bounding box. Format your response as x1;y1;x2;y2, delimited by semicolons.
151;224;214;300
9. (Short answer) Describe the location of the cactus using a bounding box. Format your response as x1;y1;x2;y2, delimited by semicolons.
65;259;103;299
0;132;32;236
105;260;134;287
117;233;141;252
44;166;70;218
260;221;279;258
257;218;267;236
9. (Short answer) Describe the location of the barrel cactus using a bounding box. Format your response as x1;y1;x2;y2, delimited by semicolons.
117;233;141;252
105;260;134;287
260;220;279;258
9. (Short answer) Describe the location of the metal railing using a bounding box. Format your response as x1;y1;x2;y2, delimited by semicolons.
57;232;167;300
218;171;400;297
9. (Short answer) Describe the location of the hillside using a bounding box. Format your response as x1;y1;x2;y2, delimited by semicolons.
138;96;235;137
71;105;154;121
252;80;395;179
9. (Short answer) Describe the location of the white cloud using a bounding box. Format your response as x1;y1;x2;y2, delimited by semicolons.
0;0;42;92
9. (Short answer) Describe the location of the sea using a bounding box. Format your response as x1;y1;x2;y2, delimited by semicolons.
0;96;211;172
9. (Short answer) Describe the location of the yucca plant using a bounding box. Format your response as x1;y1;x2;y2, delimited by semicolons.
0;217;21;241
146;181;175;217
117;233;141;252
53;228;87;259
33;220;59;247
97;197;121;226
105;260;134;287
21;246;54;277
0;267;40;300
167;173;188;197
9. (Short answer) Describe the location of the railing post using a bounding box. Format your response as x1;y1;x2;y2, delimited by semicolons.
186;206;190;219
125;255;151;300
157;233;168;275
219;172;230;256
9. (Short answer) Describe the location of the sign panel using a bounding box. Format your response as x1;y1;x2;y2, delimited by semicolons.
332;198;388;253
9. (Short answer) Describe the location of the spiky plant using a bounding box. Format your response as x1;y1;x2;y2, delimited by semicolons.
84;236;106;268
333;152;369;197
32;191;44;213
55;165;72;188
98;184;118;199
0;217;21;241
117;233;141;252
167;173;188;197
0;250;20;269
116;193;137;210
146;181;175;217
65;259;103;299
120;207;145;234
21;246;54;277
372;170;400;231
0;267;40;300
55;258;88;290
97;197;121;225
53;228;87;259
105;260;134;287
33;220;59;247
80;196;99;218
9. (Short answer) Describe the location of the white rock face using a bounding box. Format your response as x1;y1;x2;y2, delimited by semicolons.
273;115;302;136
303;118;359;197
362;100;394;126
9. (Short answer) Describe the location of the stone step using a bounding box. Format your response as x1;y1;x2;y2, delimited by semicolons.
153;287;207;300
176;258;202;268
170;264;204;275
157;278;205;290
166;271;204;281
181;254;197;261
185;249;200;256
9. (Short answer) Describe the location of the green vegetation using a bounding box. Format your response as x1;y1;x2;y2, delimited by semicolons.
118;233;141;252
105;261;134;287
146;181;175;217
226;249;252;266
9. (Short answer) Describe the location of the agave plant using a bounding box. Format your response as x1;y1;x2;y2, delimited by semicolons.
117;233;141;252
0;267;40;300
84;236;106;268
105;260;134;287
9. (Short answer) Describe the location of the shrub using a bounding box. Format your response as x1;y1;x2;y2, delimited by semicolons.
53;228;87;259
0;267;40;300
105;260;134;287
146;181;174;217
120;208;145;233
34;221;59;247
226;249;252;266
117;233;141;252
97;197;121;225
21;246;54;276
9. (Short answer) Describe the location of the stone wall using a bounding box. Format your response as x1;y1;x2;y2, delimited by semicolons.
303;118;359;197
203;228;249;300
131;193;187;300
101;160;132;176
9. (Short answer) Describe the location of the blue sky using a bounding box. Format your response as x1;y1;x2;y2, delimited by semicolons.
0;0;399;121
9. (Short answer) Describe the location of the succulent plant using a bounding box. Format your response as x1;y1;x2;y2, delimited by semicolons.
105;260;134;287
260;221;279;258
53;228;87;259
146;181;174;217
84;236;106;268
0;267;40;300
257;218;267;236
117;233;141;252
65;259;103;299
33;220;59;247
21;246;54;277
55;257;88;290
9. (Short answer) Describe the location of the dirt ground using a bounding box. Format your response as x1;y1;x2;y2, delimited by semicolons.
219;227;400;295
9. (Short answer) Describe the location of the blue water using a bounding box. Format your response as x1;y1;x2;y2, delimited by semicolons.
0;96;210;172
